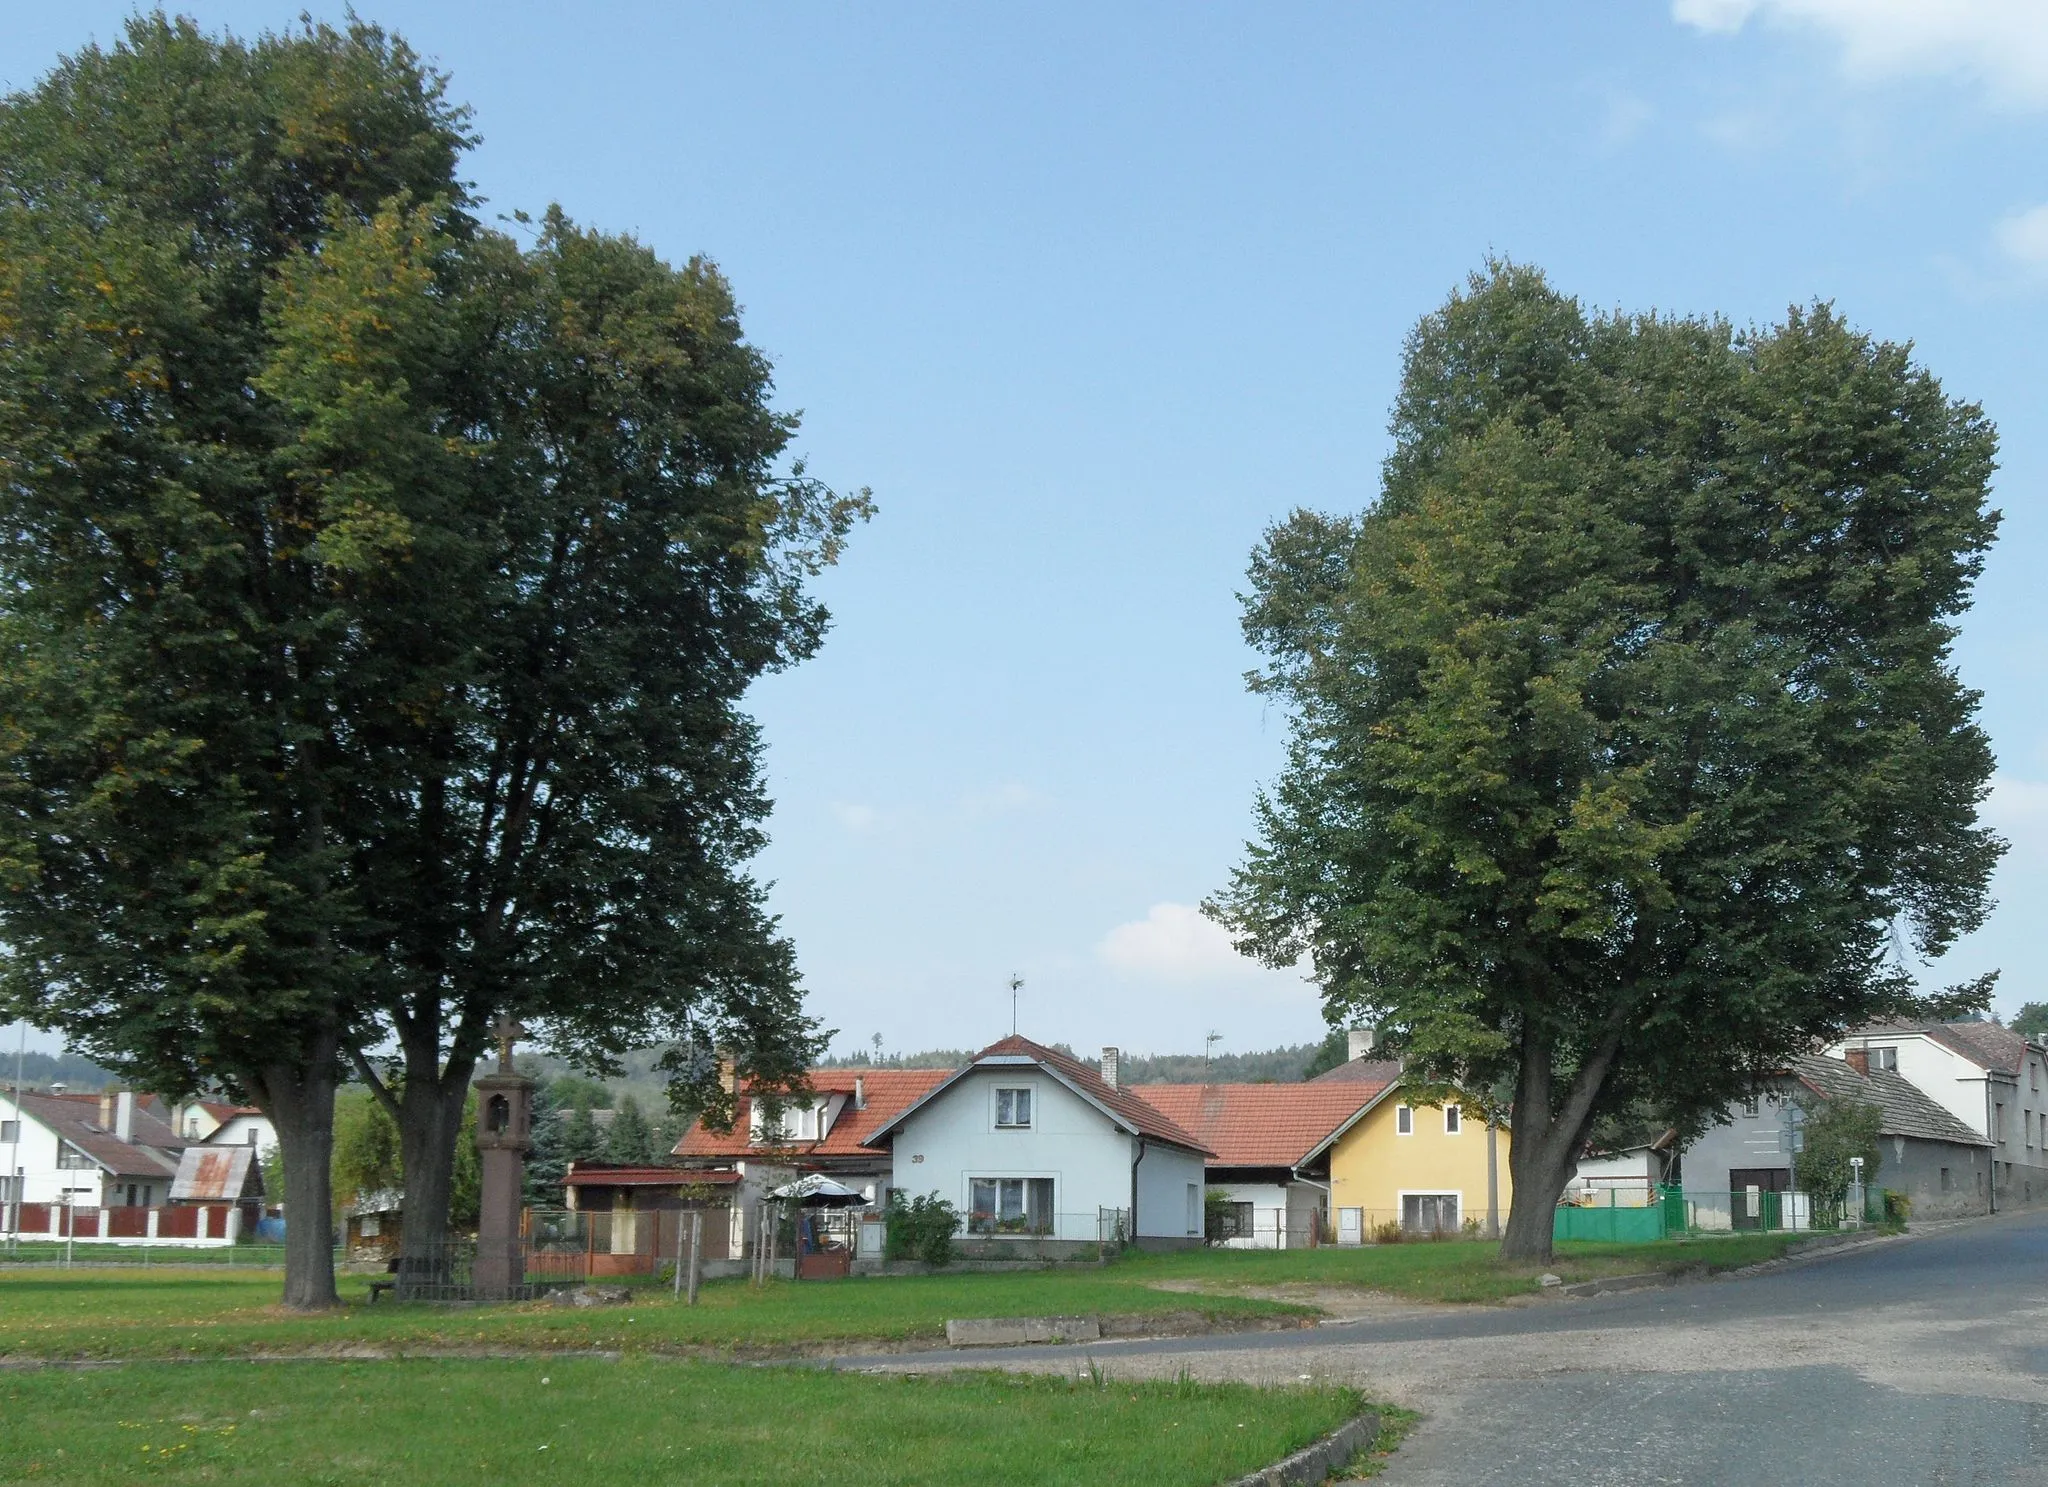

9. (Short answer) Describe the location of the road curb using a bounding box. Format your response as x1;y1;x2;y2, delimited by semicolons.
1543;1224;1925;1301
1226;1410;1382;1487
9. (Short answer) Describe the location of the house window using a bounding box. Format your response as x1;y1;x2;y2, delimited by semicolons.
184;1117;200;1138
360;1214;382;1238
994;1088;1033;1129
1402;1193;1459;1234
1996;1104;2006;1143
2033;1062;2040;1093
0;1121;16;1144
56;1143;95;1170
968;1177;1053;1235
1395;1105;1413;1136
1940;1167;1951;1192
1445;1105;1462;1135
1740;1096;1759;1117
1870;1047;1898;1072
1186;1183;1200;1236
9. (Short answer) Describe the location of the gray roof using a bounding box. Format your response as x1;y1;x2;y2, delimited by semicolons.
1849;1020;2032;1077
12;1090;184;1178
1791;1055;1992;1148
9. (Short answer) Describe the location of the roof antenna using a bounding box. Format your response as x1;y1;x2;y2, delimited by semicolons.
1008;975;1024;1036
1205;1030;1222;1079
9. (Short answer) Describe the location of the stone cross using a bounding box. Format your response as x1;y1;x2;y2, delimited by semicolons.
491;1014;527;1074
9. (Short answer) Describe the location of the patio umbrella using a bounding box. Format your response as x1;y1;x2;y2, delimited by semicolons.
767;1174;869;1207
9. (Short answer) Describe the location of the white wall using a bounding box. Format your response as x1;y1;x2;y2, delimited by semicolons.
0;1094;109;1207
890;1066;1199;1241
1826;1035;1986;1136
210;1113;276;1155
1134;1141;1206;1241
1210;1180;1287;1249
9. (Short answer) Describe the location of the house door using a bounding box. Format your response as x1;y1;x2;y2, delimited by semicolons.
1402;1194;1458;1235
1337;1207;1363;1245
1729;1167;1791;1231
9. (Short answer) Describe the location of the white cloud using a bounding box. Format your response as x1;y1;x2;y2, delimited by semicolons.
1995;203;2048;270
1097;902;1290;984
1674;0;2048;107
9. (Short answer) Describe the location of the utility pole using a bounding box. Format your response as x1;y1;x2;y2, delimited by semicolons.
6;1019;23;1250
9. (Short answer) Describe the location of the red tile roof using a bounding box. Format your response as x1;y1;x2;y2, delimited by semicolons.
11;1090;183;1179
1133;1083;1378;1167
673;1068;950;1162
1308;1057;1405;1090
961;1036;1213;1154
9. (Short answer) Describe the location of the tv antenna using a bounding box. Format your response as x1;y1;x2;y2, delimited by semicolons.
1008;975;1024;1035
1205;1030;1222;1078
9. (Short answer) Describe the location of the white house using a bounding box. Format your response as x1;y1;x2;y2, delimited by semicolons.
867;1036;1213;1247
1828;1020;2048;1209
0;1088;182;1210
170;1098;277;1157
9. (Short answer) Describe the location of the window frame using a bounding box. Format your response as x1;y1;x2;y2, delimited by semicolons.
1395;1104;1414;1136
1444;1105;1462;1135
966;1175;1054;1235
994;1086;1034;1130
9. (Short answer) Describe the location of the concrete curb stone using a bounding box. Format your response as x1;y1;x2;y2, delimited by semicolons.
1226;1410;1382;1487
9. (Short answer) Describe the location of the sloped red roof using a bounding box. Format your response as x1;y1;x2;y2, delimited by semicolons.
1133;1083;1377;1167
1309;1057;1405;1090
963;1036;1213;1154
674;1068;950;1161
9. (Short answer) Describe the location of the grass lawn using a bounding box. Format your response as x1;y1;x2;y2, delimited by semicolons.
0;1230;1805;1360
0;1265;1307;1361
0;1357;1364;1487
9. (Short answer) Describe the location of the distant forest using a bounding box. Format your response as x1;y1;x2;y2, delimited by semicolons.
2;1049;120;1091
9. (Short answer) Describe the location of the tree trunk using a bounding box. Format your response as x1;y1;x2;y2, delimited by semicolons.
253;1040;342;1310
393;1056;475;1269
1495;1020;1622;1263
1499;1119;1584;1262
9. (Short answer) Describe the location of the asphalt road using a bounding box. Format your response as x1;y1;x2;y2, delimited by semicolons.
833;1210;2048;1484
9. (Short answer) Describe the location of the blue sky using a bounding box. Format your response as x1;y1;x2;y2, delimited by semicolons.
5;2;2047;1064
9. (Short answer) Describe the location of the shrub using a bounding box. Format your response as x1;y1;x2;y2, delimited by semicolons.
1882;1190;1911;1227
1203;1190;1239;1244
884;1192;960;1266
1371;1220;1403;1245
1460;1216;1482;1239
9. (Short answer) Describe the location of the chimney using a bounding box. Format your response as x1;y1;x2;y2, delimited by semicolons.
854;1075;866;1111
1100;1047;1120;1090
1845;1048;1870;1076
115;1090;134;1144
1348;1028;1376;1063
99;1091;115;1129
716;1052;737;1096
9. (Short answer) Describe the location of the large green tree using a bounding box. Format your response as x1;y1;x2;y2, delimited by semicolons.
307;196;855;1273
1211;264;2003;1260
0;15;473;1307
0;15;855;1301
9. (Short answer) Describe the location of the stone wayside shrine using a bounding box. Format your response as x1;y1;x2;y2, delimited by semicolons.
472;1016;535;1300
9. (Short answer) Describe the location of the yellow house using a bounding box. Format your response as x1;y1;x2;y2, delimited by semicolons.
1309;1082;1511;1242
